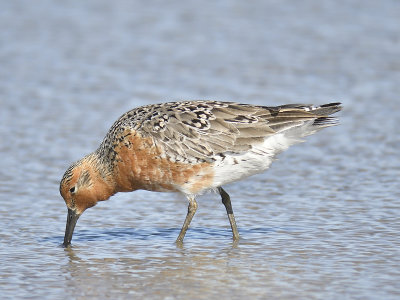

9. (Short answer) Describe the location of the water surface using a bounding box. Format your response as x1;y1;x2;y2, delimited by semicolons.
0;0;399;299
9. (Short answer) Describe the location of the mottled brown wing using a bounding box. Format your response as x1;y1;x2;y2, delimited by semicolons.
134;101;327;162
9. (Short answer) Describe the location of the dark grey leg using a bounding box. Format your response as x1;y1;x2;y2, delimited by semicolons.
218;187;240;240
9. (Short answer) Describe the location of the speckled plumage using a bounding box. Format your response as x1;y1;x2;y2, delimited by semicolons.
60;100;342;246
95;100;340;164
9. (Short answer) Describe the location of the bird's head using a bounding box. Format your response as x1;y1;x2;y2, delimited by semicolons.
60;154;114;247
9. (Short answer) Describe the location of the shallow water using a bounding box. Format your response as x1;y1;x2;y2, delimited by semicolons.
1;0;399;299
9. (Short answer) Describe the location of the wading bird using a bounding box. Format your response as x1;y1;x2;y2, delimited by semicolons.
60;100;341;246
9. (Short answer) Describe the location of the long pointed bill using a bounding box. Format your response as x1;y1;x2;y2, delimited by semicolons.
63;208;80;247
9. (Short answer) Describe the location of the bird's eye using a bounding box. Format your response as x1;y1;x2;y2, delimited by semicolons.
69;186;76;194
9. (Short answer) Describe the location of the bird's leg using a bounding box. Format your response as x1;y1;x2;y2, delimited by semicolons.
176;196;198;243
218;186;240;240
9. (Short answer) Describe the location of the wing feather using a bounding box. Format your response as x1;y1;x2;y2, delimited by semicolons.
117;101;341;162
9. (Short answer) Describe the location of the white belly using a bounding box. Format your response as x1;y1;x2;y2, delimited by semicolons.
210;132;304;189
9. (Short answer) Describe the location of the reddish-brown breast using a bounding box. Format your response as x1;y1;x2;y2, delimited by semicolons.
111;130;215;195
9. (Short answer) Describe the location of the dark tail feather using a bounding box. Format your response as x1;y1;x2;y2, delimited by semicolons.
311;102;342;116
311;102;341;127
313;116;339;127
